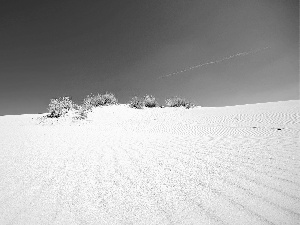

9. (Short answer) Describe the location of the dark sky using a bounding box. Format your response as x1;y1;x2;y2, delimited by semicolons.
1;0;299;115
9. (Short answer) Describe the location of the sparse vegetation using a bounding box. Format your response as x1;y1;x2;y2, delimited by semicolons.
47;96;74;118
76;92;118;118
45;92;195;122
129;96;144;109
46;92;118;120
73;105;90;120
82;92;118;108
143;95;159;108
165;96;194;109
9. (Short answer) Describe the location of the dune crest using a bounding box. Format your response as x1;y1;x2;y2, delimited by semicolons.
0;100;299;224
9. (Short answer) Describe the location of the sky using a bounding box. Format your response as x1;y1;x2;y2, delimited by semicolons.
0;0;299;115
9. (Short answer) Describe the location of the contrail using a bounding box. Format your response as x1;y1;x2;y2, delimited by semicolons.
158;46;270;79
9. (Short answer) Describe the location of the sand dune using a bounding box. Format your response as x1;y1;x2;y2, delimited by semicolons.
0;100;299;225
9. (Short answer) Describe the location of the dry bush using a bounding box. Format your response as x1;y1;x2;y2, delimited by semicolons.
82;92;118;109
47;96;74;118
143;95;159;108
46;92;118;121
73;105;90;120
129;96;144;109
165;96;195;109
100;92;118;105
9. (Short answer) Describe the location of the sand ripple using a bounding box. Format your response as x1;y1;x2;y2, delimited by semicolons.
0;100;299;224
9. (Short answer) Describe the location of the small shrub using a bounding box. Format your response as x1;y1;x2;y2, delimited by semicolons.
82;92;118;108
101;92;118;105
82;94;94;110
165;96;194;109
129;96;144;109
73;104;90;120
143;95;159;108
72;103;81;111
48;96;74;118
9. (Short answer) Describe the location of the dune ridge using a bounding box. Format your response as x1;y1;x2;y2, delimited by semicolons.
0;100;299;224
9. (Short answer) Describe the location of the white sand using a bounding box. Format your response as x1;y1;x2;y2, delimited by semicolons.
0;100;299;225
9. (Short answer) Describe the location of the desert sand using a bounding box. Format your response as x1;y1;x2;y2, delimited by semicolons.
0;100;299;225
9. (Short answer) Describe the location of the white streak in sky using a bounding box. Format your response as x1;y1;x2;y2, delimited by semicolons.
158;47;270;79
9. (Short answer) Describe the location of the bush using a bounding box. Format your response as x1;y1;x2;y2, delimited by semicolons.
72;103;81;111
71;104;90;120
45;92;118;121
82;95;95;110
68;103;86;120
143;95;159;108
165;96;195;109
48;96;74;118
129;96;144;109
82;92;118;109
100;92;118;105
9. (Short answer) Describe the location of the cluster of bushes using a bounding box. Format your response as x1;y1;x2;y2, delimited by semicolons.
47;92;195;119
47;92;118;119
82;92;118;108
165;96;194;109
48;96;74;118
129;95;159;109
129;95;194;109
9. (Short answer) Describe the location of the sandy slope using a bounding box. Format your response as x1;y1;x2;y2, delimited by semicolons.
0;100;299;225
